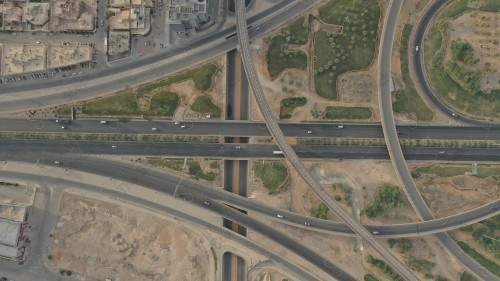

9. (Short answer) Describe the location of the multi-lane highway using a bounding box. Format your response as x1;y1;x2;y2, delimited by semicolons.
235;0;420;279
0;0;324;114
1;152;498;240
4;119;500;139
1;157;355;281
0;170;325;281
4;139;500;161
379;1;498;280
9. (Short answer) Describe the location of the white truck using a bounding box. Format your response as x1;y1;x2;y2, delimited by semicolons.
273;151;283;155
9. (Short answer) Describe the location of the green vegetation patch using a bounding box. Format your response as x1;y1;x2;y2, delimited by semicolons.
366;255;403;281
451;40;474;65
253;161;289;194
0;181;19;186
324;106;372;120
0;131;219;143
265;16;308;79
412;163;500;179
166;63;218;92
266;36;307;79
281;16;309;45
57;64;217;118
188;161;217;181
393;24;434;121
147;158;217;181
388;238;413;253
310;203;329;219
461;216;500;260
147;158;184;171
364;274;380;281
461;271;479;281
407;256;435;273
424;0;500;118
149;92;180;117
280;97;307;119
314;0;380;99
444;60;480;95
363;184;405;218
191;95;221;117
458;241;500;278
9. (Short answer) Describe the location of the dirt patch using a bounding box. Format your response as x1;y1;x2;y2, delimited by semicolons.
249;159;420;224
414;173;498;217
448;12;500;92
255;270;293;281
46;192;211;281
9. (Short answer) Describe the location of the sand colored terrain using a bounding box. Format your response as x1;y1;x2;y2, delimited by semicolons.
249;159;497;279
447;11;500;92
47;192;211;281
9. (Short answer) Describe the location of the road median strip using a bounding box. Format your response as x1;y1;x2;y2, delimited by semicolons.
0;131;220;143
298;137;500;148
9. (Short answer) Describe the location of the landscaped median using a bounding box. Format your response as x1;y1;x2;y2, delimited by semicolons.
457;241;500;278
298;137;500;148
0;131;220;143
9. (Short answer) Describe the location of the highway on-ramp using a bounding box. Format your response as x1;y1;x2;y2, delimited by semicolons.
378;0;499;280
235;0;420;279
411;0;499;126
0;0;324;114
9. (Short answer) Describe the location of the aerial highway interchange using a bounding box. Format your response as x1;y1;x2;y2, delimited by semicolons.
0;0;499;280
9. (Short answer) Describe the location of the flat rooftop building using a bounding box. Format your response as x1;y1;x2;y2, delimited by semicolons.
0;205;30;261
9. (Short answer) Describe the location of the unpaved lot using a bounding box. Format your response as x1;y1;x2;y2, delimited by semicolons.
47;192;211;281
248;159;470;280
448;12;500;92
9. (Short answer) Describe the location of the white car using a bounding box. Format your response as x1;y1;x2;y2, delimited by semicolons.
307;130;312;134
152;127;158;131
180;124;186;128
203;201;210;205
235;145;241;149
54;161;61;164
61;126;66;129
338;125;344;129
174;121;180;125
415;45;419;52
304;222;311;226
112;145;117;148
451;112;458;117
277;214;284;218
372;231;379;235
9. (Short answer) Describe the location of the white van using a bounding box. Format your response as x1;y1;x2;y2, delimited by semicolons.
100;120;107;124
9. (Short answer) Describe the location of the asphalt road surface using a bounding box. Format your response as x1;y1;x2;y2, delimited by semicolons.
0;162;354;281
0;0;323;114
0;170;324;281
4;119;500;139
411;0;499;126
3;140;500;161
1;153;498;238
379;1;499;280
